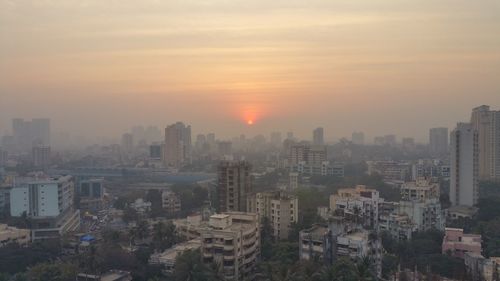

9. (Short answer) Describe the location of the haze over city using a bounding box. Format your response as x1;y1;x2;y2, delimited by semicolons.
1;0;500;141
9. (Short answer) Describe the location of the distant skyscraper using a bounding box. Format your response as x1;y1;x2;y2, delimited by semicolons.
286;132;294;140
12;118;50;151
164;122;192;168
32;145;51;169
121;133;134;153
217;160;252;212
450;123;479;207
470;105;500;180
429;127;449;156
313;127;324;145
270;132;282;146
352;132;365;145
384;135;397;146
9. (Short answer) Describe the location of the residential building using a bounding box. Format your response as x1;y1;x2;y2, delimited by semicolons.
0;147;7;166
174;214;204;240
164;122;192;168
217;160;252;212
10;175;80;240
32;145;51;169
0;183;11;217
367;161;412;183
130;198;151;214
398;178;444;231
121;133;134;153
76;270;132;281
200;212;260;281
313;127;324;145
442;228;482;259
247;190;298;240
77;178;105;212
429;127;449;156
12;118;50;152
450;123;479;207
0;224;30;247
329;185;381;228
289;172;299;190
299;221;381;277
149;238;201;274
470;105;500;180
162;191;181;215
352;132;365;145
149;143;163;160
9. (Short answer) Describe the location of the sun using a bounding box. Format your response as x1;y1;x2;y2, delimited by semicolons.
247;120;254;125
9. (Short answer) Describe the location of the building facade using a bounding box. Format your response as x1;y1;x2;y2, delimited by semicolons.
429;127;449;156
164;122;192;168
217;160;252;212
470;105;500;180
450;123;479;207
246;190;298;240
161;191;181;215
200;212;260;281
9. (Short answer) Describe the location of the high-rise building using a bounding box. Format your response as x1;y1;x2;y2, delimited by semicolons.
270;132;282;147
429;127;449;156
164;122;192;168
217;160;252;212
121;133;134;153
352;132;365;145
12;118;50;151
450;123;479;207
246;190;298;240
32;145;51;169
0;147;7;166
470;105;500;180
313;127;324;145
77;178;105;212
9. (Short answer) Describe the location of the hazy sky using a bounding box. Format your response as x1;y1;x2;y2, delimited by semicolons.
1;0;499;142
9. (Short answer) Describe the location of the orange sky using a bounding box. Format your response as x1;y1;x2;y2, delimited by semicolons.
1;0;500;142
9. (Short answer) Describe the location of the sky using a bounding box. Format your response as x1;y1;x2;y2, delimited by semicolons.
1;0;499;143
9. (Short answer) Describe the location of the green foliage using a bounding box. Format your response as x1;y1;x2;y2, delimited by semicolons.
27;262;77;281
382;254;398;279
151;221;179;251
0;239;62;274
171;184;208;214
174;250;216;281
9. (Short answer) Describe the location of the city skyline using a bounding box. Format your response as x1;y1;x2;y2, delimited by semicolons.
1;0;500;141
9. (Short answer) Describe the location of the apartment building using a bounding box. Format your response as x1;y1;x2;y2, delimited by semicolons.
0;224;30;247
329;185;381;228
162;191;181;215
200;212;260;281
247;190;298;240
442;228;482;259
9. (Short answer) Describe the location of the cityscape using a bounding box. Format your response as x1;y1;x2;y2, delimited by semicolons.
1;1;500;281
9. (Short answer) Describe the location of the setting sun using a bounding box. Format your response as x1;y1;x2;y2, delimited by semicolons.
247;120;254;125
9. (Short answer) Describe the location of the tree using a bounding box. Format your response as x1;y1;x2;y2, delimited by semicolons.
174;250;216;281
27;262;77;281
152;221;178;251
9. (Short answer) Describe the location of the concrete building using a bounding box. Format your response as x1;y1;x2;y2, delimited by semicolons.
10;175;80;240
442;228;482;259
149;238;201;274
0;147;8;166
164;122;192;168
121;133;134;153
246;190;298;240
352;132;365;145
367;161;412;183
77;270;132;281
0;183;11;217
289;172;299;190
174;214;204;240
12;118;50;152
398;178;444;232
313;127;324;145
270;132;282;147
217;160;252;212
32;145;51;169
200;212;260;281
77;178;105;212
299;222;381;277
130;198;151;214
161;191;181;215
0;224;30;247
429;127;449;156
329;185;381;228
450;123;479;207
149;143;163;160
470;105;500;180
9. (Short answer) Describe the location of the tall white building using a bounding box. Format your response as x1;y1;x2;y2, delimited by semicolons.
450;123;479;207
164;122;192;168
470;105;500;180
10;175;80;240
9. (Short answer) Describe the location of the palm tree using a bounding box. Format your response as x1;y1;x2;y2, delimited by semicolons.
356;257;375;281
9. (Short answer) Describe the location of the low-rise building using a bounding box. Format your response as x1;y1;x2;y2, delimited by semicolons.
0;224;30;247
130;198;151;214
299;222;381;277
174;214;204;240
200;212;260;281
162;191;181;215
246;190;298;240
442;228;482;259
149;238;201;274
76;270;132;281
